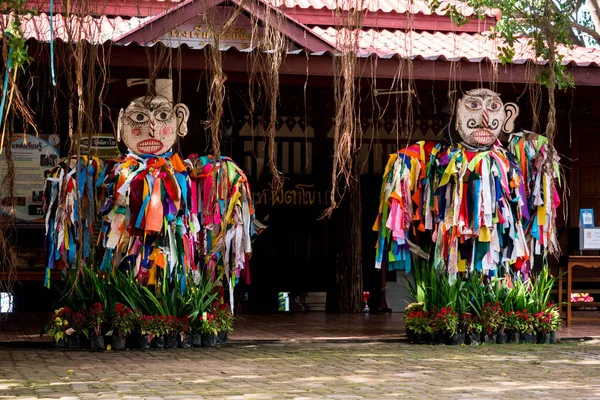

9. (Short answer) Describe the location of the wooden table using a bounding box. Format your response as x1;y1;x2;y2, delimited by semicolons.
564;256;600;326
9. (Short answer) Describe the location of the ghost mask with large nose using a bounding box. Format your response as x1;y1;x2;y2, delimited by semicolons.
117;96;190;156
456;89;519;150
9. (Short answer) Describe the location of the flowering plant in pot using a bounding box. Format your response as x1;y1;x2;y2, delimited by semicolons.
200;312;218;347
148;315;167;348
108;304;136;350
214;302;234;344
547;303;560;344
164;316;181;348
480;302;503;344
403;302;424;339
460;313;482;345
137;314;153;350
533;311;553;344
504;311;524;343
85;303;106;351
175;317;192;348
404;310;431;344
519;310;536;344
431;307;461;345
46;307;75;348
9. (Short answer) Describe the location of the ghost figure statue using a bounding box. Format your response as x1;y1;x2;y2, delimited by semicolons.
455;88;519;149
43;94;258;313
374;89;560;282
117;96;190;156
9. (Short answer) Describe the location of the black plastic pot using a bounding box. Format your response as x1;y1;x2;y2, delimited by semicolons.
151;336;165;349
139;334;151;350
406;328;415;340
496;332;507;344
90;335;105;352
180;333;192;349
414;332;431;345
191;334;202;347
431;331;445;345
55;338;67;349
507;332;520;344
112;335;126;350
445;332;465;345
66;334;80;350
467;333;481;345
521;333;535;344
217;331;228;345
550;331;557;344
484;333;497;345
537;332;551;344
201;333;217;347
165;334;178;349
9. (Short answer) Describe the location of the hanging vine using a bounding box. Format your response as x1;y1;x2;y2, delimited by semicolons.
322;0;366;218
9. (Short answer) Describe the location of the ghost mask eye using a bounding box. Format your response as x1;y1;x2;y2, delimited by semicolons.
487;100;502;112
155;110;172;122
464;99;482;110
129;112;149;125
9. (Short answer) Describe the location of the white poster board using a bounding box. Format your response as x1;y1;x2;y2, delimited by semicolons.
0;134;60;226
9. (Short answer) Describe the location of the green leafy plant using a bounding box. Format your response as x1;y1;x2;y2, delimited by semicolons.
214;302;234;333
404;310;432;335
200;312;218;335
46;307;73;343
460;312;482;335
480;302;504;334
108;303;137;337
431;307;459;336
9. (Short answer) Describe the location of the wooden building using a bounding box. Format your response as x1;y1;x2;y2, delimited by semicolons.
2;0;600;313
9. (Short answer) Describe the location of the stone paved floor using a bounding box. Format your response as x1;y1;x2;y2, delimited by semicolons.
1;342;600;399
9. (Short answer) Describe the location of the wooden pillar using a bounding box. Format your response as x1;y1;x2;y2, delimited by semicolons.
330;152;364;313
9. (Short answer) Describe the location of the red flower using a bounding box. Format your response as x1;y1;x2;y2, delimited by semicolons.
115;303;124;313
94;303;103;311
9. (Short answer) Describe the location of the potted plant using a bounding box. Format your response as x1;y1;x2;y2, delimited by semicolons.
86;303;106;351
432;307;462;345
188;315;203;347
519;310;536;344
214;303;234;344
176;317;192;348
46;307;75;349
137;314;153;350
480;302;502;344
547;303;560;344
403;302;424;339
404;310;431;344
460;313;482;345
534;311;553;344
108;303;136;350
200;312;218;347
149;315;167;349
504;311;522;344
164;316;180;349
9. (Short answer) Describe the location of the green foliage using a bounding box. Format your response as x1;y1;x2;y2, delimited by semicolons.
427;0;582;89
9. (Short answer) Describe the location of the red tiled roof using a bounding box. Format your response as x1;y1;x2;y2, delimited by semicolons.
30;0;499;19
311;27;600;66
9;12;600;68
266;0;499;18
12;13;147;43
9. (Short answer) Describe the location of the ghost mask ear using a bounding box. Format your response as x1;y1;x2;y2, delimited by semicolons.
116;108;124;142
502;102;519;133
174;103;190;137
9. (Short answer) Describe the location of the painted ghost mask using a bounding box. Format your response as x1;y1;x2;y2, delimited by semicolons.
456;89;519;149
117;96;190;156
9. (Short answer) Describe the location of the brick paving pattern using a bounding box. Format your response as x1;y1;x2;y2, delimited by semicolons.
2;342;600;399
